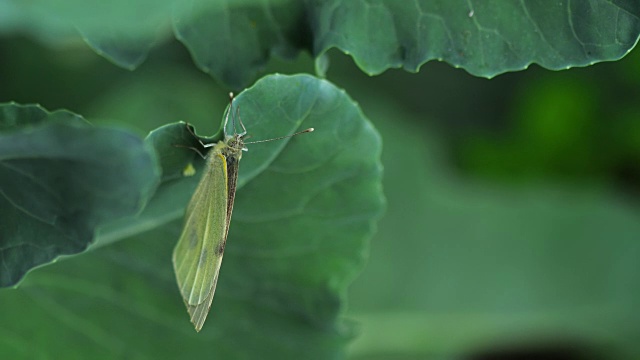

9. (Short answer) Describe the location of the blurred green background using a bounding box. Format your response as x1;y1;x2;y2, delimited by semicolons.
1;29;639;360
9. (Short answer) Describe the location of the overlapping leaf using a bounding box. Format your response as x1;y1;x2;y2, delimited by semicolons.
0;104;159;287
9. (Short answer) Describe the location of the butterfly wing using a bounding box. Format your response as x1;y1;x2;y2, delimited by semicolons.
172;151;229;331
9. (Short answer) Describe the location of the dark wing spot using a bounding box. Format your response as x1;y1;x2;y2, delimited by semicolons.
215;241;226;256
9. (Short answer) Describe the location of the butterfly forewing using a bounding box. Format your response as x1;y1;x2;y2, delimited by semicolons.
172;146;229;330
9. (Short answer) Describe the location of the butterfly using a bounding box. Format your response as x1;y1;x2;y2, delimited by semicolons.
172;93;313;331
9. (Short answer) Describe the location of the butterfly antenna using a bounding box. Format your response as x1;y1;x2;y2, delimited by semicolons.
228;92;237;135
244;128;314;144
223;92;233;130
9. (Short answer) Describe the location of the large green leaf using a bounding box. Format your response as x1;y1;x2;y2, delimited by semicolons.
0;104;159;288
311;0;640;76
346;91;640;359
0;74;384;358
174;0;640;87
5;1;639;87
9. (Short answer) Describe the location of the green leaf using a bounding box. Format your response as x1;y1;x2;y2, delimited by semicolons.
0;74;384;358
311;0;640;76
1;0;176;41
6;1;638;87
0;104;160;287
346;91;640;359
173;0;309;89
176;0;640;87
